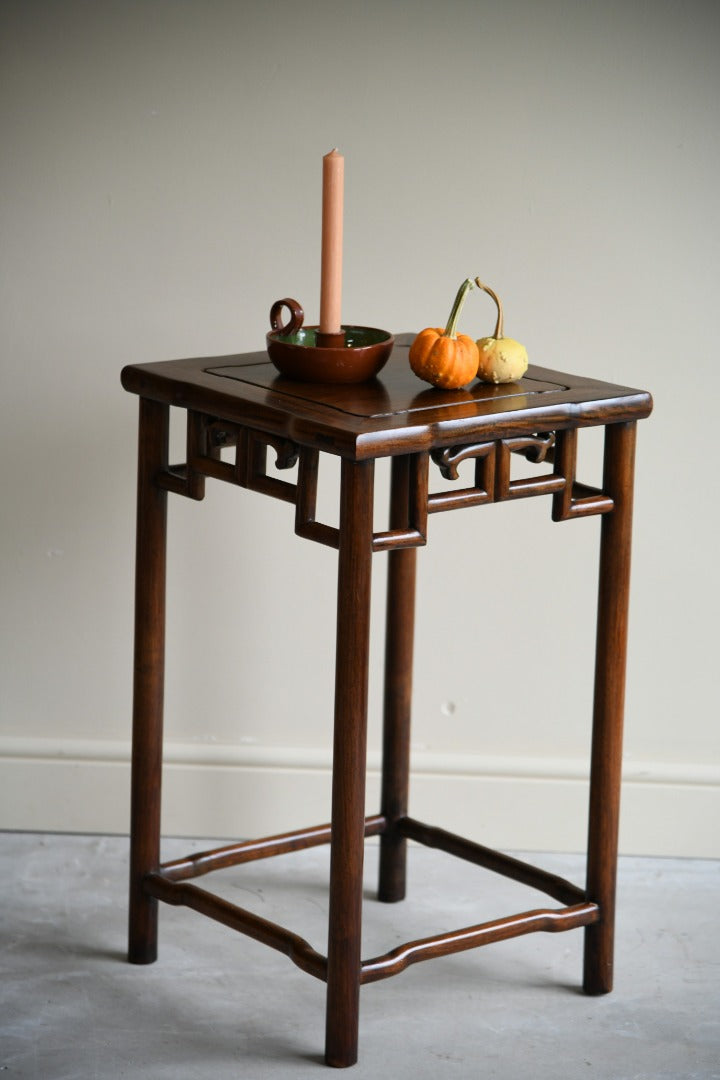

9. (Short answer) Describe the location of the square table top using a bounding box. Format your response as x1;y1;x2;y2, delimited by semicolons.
122;334;652;461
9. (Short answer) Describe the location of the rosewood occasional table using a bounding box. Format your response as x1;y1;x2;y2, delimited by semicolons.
121;335;652;1068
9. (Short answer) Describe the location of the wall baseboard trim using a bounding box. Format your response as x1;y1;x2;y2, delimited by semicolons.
1;736;717;858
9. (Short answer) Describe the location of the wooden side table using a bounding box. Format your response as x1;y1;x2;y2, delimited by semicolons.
121;335;652;1068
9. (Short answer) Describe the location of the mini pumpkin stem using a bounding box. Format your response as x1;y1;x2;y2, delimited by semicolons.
443;277;475;340
474;278;504;339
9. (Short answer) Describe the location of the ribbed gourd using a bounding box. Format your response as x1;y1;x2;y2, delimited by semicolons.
409;278;479;390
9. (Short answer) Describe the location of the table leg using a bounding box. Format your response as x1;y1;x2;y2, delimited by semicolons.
584;421;637;995
325;459;375;1068
379;457;417;903
128;398;169;965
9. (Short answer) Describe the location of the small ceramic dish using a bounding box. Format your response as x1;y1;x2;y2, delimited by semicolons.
266;298;394;384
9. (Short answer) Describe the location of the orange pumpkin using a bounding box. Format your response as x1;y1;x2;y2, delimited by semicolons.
409;278;479;389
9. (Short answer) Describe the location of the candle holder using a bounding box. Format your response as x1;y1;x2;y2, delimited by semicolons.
267;298;394;384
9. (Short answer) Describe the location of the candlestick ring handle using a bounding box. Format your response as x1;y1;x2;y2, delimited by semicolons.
269;298;304;337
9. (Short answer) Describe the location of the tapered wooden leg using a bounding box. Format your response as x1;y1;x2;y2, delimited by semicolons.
128;398;169;965
325;459;375;1068
584;421;637;995
378;457;417;903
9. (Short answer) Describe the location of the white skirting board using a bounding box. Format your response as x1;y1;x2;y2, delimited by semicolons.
0;737;717;858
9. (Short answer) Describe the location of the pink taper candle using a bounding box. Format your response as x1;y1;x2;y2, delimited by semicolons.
319;149;344;335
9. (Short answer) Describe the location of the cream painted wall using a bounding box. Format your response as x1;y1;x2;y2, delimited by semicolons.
1;0;718;855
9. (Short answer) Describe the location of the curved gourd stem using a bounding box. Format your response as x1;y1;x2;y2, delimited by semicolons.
474;279;504;339
443;278;475;339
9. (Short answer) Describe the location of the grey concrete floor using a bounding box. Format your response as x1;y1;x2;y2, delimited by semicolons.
1;833;718;1079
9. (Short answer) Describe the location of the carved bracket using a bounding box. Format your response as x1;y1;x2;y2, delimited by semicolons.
428;442;495;514
157;411;341;548
427;430;612;522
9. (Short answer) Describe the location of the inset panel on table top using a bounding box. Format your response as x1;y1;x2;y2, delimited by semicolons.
206;346;566;420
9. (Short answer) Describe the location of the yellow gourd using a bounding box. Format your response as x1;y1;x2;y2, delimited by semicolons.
474;279;528;384
409;278;479;389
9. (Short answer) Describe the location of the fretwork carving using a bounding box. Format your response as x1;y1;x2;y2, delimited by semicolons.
428;442;495;514
551;428;614;520
158;411;615;548
495;436;565;501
